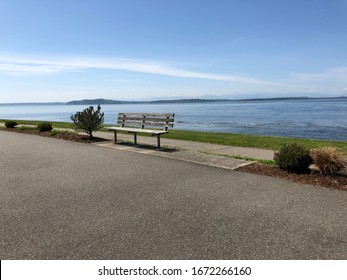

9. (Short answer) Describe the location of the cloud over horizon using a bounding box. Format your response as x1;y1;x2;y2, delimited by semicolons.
1;54;347;102
0;54;275;85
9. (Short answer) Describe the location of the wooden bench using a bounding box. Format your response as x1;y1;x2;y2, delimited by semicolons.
106;113;175;149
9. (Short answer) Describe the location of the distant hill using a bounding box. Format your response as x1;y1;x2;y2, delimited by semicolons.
65;98;133;105
65;98;232;105
65;96;347;105
149;98;231;103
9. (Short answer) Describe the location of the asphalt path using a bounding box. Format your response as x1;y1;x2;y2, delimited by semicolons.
1;130;346;259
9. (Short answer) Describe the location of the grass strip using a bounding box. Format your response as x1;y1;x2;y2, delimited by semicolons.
200;151;277;165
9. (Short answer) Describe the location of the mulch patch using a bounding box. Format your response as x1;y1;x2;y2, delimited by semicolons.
237;162;347;191
3;128;109;143
52;133;108;143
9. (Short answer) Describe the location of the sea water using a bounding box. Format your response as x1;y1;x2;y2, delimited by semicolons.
1;98;346;141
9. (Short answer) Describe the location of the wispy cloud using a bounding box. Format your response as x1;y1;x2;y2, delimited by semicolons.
0;55;276;85
289;67;347;82
284;67;347;94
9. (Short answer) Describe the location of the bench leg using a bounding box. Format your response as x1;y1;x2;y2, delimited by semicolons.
114;131;117;144
134;133;137;146
157;135;161;149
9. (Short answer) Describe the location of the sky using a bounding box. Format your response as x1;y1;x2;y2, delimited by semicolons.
0;0;347;102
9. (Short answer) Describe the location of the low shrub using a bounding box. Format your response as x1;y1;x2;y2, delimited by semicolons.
310;147;347;175
48;130;75;137
19;125;36;131
48;130;58;136
37;122;53;132
5;121;18;128
274;143;312;173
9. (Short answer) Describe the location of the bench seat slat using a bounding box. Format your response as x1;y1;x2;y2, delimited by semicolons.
119;113;174;117
106;127;168;135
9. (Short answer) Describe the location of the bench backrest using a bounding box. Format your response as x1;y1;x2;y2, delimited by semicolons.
117;113;175;131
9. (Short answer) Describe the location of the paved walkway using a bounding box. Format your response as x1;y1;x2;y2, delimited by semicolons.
1;130;346;259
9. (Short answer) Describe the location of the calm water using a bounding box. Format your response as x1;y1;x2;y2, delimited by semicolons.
1;99;347;141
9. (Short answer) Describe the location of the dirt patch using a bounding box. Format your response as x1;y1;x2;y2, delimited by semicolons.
51;133;108;143
237;162;347;191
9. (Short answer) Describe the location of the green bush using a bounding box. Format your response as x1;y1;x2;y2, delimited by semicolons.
274;143;312;173
70;105;104;139
5;121;18;128
37;122;53;132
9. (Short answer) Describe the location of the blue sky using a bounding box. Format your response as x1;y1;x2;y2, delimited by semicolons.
0;0;347;102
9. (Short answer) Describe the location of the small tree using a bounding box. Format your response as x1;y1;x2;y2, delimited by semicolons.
70;105;104;139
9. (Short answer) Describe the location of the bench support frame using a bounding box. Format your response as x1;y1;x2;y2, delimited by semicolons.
110;129;165;148
157;135;161;149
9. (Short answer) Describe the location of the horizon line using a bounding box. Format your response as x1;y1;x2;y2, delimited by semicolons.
1;95;346;105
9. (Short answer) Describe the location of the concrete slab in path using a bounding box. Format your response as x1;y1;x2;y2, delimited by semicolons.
92;131;273;168
94;141;252;170
94;131;275;160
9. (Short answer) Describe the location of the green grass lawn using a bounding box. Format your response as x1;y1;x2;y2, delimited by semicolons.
163;130;347;153
1;119;346;153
